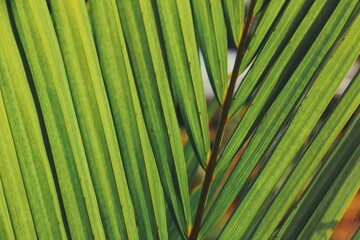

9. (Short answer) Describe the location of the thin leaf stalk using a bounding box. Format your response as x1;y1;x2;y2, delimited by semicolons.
189;1;256;239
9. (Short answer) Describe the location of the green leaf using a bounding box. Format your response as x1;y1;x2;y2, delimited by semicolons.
237;0;287;74
222;0;245;47
0;92;36;239
202;0;343;233
9;0;105;238
0;2;67;238
49;0;141;238
115;1;192;237
154;0;210;167
218;0;339;172
229;0;315;116
252;69;360;239
191;0;228;103
0;174;15;239
206;1;359;237
218;7;360;238
185;97;221;183
278;113;360;240
253;0;269;15
90;0;171;238
168;98;220;239
302;155;360;240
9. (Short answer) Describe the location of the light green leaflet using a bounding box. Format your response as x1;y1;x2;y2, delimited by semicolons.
229;0;313;116
0;2;66;238
191;0;227;103
251;70;360;239
155;0;210;167
185;99;220;182
90;0;168;239
219;7;360;238
0;179;14;239
0;94;36;239
278;113;360;240
201;0;344;234
222;0;244;47
253;0;268;14
218;0;338;172
236;0;287;75
168;98;220;239
10;0;105;238
116;1;192;237
49;0;140;239
203;2;359;235
301;152;360;240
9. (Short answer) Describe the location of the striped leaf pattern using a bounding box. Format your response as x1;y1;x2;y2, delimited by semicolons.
0;0;358;239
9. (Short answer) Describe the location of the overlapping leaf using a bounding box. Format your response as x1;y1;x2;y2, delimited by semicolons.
199;0;358;236
235;0;287;76
0;2;67;238
0;92;36;239
9;0;105;238
154;0;210;167
229;0;314;116
222;0;244;47
300;146;360;240
115;1;191;237
49;0;141;238
90;0;174;238
219;7;360;238
252;70;360;239
191;0;227;103
197;1;359;237
218;0;339;172
278;112;360;240
0;0;358;239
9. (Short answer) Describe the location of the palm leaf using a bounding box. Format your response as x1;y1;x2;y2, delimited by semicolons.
154;0;210;167
229;0;315;116
191;0;227;103
0;2;68;238
205;3;359;233
0;91;36;239
252;70;360;240
218;7;360;237
115;1;191;237
9;0;105;237
90;1;168;238
222;0;244;47
0;0;358;239
278;112;360;239
48;1;141;238
0;179;14;239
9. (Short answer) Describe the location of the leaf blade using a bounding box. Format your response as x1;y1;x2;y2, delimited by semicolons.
0;2;67;238
90;0;170;238
252;69;360;239
49;0;140;238
191;0;227;103
155;0;210;166
10;0;106;237
222;0;245;47
115;1;192;237
219;9;360;238
0;93;36;239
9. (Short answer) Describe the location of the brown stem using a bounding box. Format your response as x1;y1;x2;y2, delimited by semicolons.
189;1;256;239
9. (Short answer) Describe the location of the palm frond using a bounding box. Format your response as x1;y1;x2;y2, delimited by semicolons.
0;0;358;239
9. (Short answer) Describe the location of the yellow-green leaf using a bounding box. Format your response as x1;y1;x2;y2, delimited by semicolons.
155;0;210;167
191;0;228;103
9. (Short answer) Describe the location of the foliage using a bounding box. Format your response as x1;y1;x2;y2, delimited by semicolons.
0;0;359;239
